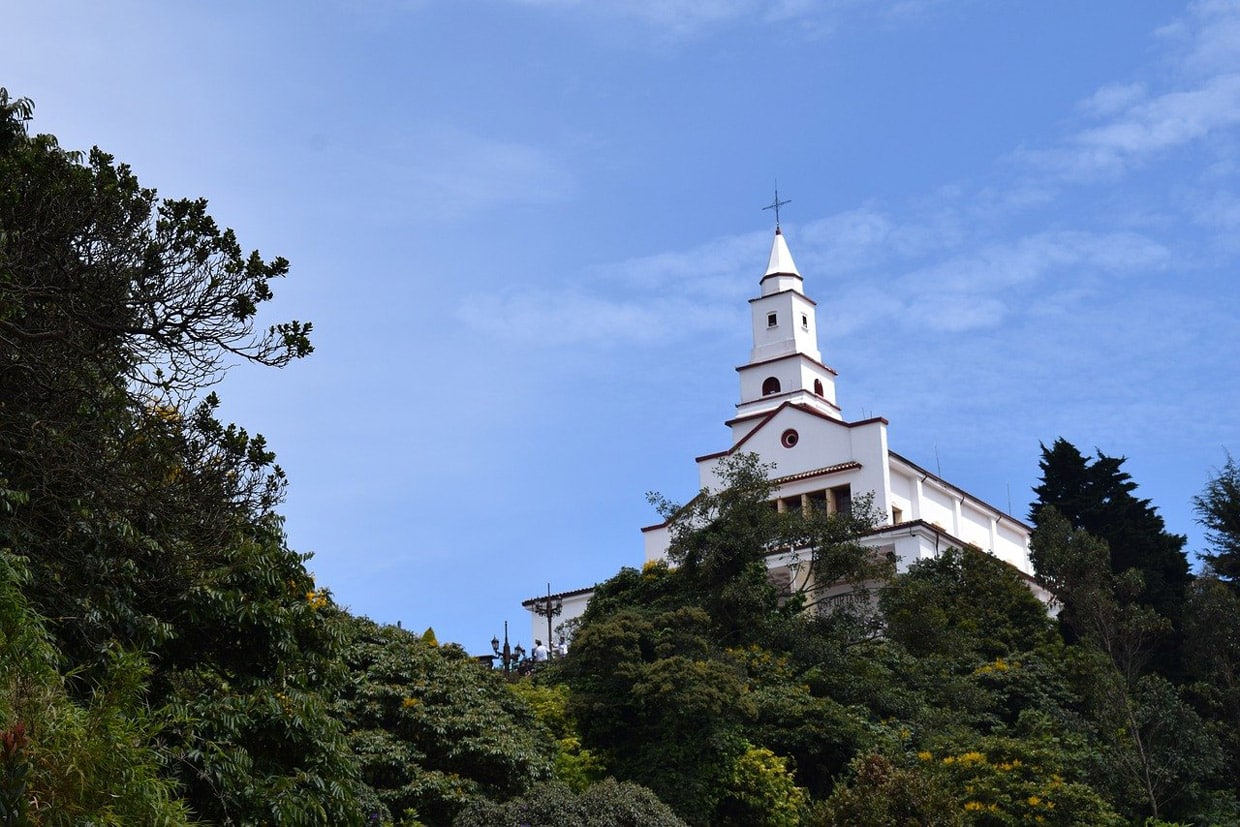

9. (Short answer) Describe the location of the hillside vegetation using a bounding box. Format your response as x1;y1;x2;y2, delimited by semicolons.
3;89;1239;825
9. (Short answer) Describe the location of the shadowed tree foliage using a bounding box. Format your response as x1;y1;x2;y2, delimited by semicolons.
0;90;362;823
1031;439;1190;624
1031;509;1223;821
1194;452;1240;584
0;549;193;825
882;546;1055;663
330;616;556;825
452;778;688;827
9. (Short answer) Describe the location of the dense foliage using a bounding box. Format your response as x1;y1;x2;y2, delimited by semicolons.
555;450;1240;825
6;89;1240;825
331;616;555;825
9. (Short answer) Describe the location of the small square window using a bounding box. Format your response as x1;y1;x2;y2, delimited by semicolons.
801;314;809;330
767;312;777;328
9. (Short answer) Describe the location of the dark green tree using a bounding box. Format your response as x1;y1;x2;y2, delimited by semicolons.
564;455;894;823
881;546;1055;663
1030;439;1190;623
1031;510;1222;821
0;549;192;825
330;616;556;825
0;90;361;822
452;778;688;827
817;754;964;827
1194;453;1240;583
563;605;753;823
1180;577;1240;814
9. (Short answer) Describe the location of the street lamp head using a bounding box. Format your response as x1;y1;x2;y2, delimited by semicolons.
491;636;500;656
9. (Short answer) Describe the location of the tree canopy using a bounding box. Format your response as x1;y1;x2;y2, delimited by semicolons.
1194;452;1240;583
1031;438;1190;622
5;89;1240;826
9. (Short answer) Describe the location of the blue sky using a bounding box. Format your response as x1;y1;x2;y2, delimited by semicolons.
7;0;1239;651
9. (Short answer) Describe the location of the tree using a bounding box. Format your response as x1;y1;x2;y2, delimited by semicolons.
563;606;753;824
817;754;963;827
506;681;604;791
452;778;688;827
564;456;896;823
1;91;364;822
0;549;192;825
649;452;884;645
1180;577;1240;812
331;616;556;825
1031;510;1221;821
650;453;786;644
715;744;810;827
881;546;1055;663
1030;439;1190;623
1194;453;1240;583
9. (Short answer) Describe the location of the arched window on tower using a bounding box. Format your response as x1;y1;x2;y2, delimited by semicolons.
762;377;781;396
813;379;824;397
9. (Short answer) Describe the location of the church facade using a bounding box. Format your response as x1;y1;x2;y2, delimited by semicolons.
523;225;1041;644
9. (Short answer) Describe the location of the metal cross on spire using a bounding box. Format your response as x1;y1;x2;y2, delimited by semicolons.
763;183;791;228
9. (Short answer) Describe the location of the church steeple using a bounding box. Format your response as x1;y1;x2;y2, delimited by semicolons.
761;227;803;293
731;226;841;440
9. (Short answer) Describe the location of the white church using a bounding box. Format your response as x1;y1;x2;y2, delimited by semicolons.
523;221;1042;643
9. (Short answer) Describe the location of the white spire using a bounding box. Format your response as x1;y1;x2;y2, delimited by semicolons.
764;228;801;278
734;224;841;430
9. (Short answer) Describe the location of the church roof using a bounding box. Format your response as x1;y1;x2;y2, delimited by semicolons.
699;400;887;462
763;227;802;279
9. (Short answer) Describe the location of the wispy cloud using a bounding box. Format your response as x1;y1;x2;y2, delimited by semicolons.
361;126;575;222
469;289;735;347
462;205;1169;347
1021;2;1240;180
1158;0;1240;76
459;231;766;347
462;1;1214;351
819;229;1170;336
501;0;947;38
508;0;770;33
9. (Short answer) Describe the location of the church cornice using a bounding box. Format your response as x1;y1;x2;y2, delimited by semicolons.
724;402;885;431
735;351;838;376
733;388;843;415
888;451;1034;532
856;521;1041;586
748;288;815;306
774;460;863;485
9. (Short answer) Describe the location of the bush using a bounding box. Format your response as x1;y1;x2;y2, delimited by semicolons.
452;778;686;827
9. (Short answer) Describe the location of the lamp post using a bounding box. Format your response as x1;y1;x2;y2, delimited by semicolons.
532;582;562;656
490;620;525;674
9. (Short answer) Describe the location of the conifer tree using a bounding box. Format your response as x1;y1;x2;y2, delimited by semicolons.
1031;438;1190;622
1194;453;1240;584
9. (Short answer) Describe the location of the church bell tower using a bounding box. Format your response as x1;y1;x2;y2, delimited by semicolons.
731;226;842;442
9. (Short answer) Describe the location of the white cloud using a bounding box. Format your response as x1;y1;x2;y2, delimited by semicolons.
468;288;735;347
462;201;1170;347
458;230;769;347
588;230;768;297
1023;3;1240;180
362;126;575;221
1160;0;1240;76
1079;82;1147;117
1074;75;1240;167
500;0;951;37
825;229;1170;336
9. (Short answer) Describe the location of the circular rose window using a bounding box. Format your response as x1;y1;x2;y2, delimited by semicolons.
781;429;799;448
